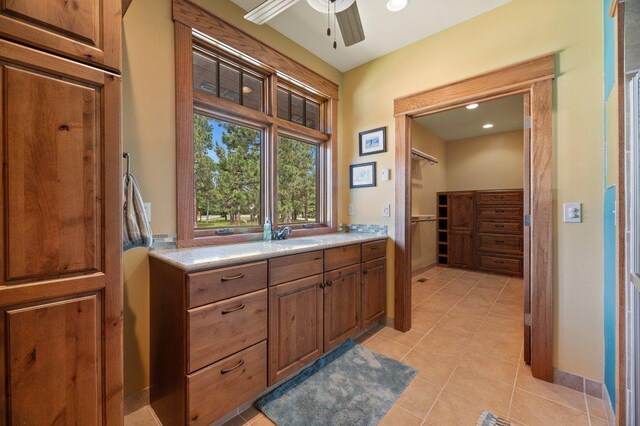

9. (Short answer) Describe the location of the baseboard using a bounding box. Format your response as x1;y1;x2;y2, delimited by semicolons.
552;368;604;398
411;263;437;277
603;384;616;426
124;387;150;415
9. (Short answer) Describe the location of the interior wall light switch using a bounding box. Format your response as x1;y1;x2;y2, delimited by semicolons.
348;203;355;216
382;204;391;217
563;203;582;223
381;169;390;181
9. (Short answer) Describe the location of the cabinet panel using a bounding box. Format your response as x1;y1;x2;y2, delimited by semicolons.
476;205;523;220
325;244;361;271
0;0;121;70
188;289;267;373
476;234;523;255
362;240;386;261
3;64;101;282
449;192;474;231
4;295;101;425
449;231;473;269
361;258;386;328
477;254;523;275
477;220;523;235
476;190;523;205
269;251;323;286
187;261;267;308
268;275;323;385
324;264;360;351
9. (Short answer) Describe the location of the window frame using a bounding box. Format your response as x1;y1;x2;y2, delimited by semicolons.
174;16;338;247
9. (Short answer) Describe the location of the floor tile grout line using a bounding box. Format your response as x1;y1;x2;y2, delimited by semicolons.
515;387;595;416
390;403;424;422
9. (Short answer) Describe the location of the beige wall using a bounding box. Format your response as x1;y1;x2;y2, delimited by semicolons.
122;0;342;395
341;0;604;381
446;130;524;192
411;123;446;272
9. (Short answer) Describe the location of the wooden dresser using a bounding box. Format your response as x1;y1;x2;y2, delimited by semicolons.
150;239;387;426
0;0;123;423
437;190;524;276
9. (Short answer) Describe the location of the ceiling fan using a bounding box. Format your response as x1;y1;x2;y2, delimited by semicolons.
244;0;365;48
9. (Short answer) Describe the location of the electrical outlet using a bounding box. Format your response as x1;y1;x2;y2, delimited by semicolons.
563;203;582;223
382;203;391;217
348;203;355;216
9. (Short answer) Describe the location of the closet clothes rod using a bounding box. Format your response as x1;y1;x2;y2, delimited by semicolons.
411;148;438;165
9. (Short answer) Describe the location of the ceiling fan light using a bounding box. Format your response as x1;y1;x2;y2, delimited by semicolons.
386;0;408;12
307;0;355;14
245;0;300;24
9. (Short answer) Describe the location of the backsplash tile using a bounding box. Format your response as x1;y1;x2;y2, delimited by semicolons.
338;224;388;235
151;234;177;251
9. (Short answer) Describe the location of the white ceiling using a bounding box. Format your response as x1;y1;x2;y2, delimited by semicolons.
415;94;524;142
230;0;512;72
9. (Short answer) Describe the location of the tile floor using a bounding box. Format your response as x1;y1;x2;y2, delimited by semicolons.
125;267;609;426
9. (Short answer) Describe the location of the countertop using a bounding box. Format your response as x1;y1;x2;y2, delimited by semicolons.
149;233;387;272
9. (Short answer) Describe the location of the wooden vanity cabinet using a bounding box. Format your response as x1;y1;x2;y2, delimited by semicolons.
323;264;361;352
361;257;386;328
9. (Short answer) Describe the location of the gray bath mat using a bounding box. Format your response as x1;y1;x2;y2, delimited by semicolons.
477;410;512;426
255;339;416;426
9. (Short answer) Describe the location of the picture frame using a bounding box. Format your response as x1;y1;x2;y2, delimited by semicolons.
359;127;387;156
350;162;377;188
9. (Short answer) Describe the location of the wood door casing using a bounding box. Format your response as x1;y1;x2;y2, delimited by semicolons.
0;0;121;71
448;192;474;231
361;258;386;328
449;231;473;269
268;274;323;385
3;294;101;425
4;65;101;282
324;264;361;351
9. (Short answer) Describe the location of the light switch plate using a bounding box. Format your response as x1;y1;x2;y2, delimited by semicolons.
348;203;355;216
381;169;390;181
382;203;391;217
563;203;582;223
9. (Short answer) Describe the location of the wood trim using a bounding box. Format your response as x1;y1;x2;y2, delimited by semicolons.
616;2;626;424
328;98;339;230
523;93;532;365
394;114;412;332
175;22;196;247
276;118;331;142
123;0;134;17
0;274;106;308
393;56;555;381
529;79;553;382
172;0;339;99
394;54;555;116
193;91;275;125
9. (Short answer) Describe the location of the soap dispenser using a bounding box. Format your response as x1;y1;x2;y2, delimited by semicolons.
263;218;272;241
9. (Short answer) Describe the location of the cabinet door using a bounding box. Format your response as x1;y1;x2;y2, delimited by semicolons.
361;258;386;328
324;264;361;351
0;0;121;71
449;232;473;269
1;295;101;425
268;275;324;385
449;192;475;231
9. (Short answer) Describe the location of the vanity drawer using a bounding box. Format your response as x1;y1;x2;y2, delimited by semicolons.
187;341;267;425
476;205;523;220
187;261;267;308
477;254;523;275
325;244;361;271
187;289;267;373
477;234;523;255
477;220;523;235
269;250;324;286
476;191;523;205
362;240;386;261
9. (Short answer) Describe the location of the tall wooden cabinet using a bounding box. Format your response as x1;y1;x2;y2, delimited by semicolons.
0;1;122;423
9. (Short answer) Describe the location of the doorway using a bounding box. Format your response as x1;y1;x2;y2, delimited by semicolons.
393;54;555;381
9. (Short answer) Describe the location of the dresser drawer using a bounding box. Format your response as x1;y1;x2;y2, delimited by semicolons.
187;289;267;372
362;240;386;261
477;220;523;235
269;250;323;286
476;205;523;220
187;341;267;425
477;234;523;255
325;244;361;271
477;254;523;275
187;261;267;308
476;191;523;205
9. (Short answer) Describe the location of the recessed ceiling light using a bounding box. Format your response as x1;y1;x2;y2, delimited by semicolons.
386;0;408;12
483;123;494;129
466;103;479;110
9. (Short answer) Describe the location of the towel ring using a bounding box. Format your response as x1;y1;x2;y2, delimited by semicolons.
123;152;131;175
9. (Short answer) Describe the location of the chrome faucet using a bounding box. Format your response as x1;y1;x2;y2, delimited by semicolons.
272;226;293;240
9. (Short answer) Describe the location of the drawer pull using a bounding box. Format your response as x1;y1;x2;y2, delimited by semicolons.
370;246;380;250
221;359;245;374
495;240;505;244
494;225;505;228
221;304;245;314
495;260;505;264
221;273;245;282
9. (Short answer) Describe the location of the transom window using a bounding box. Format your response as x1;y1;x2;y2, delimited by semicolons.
176;25;338;246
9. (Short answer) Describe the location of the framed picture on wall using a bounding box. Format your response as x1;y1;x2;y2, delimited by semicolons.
350;162;377;188
359;127;386;156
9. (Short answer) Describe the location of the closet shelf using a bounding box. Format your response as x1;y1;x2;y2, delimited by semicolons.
411;148;438;164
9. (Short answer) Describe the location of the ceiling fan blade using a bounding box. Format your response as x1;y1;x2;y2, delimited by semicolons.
336;1;365;47
245;0;301;25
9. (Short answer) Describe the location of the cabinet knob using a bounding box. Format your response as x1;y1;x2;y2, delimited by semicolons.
326;280;333;287
363;269;368;275
319;283;326;289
